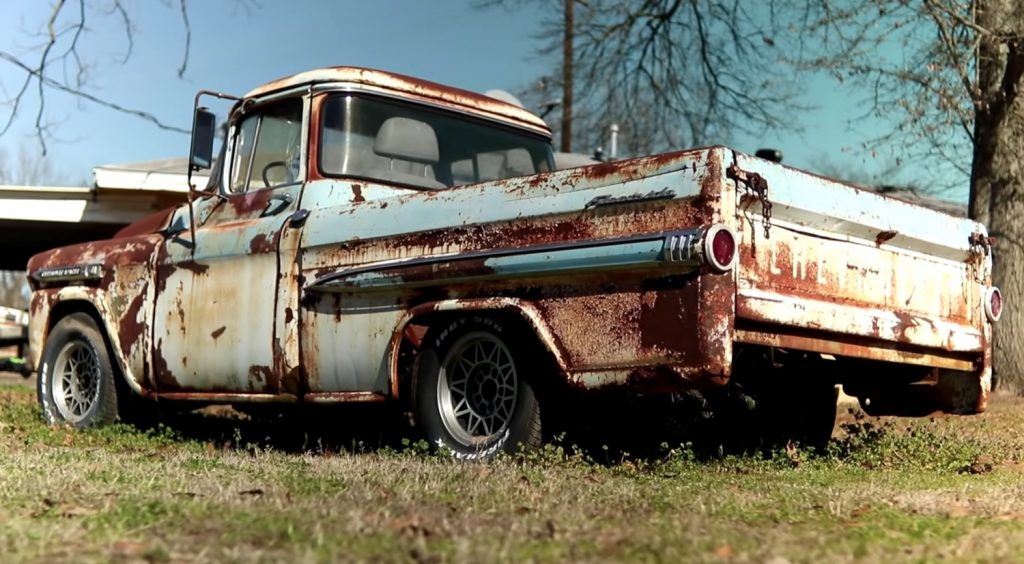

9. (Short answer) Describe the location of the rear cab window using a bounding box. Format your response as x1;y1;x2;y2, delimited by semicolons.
319;95;553;190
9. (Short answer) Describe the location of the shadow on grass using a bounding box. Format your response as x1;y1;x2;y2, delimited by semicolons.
2;382;990;475
118;391;988;474
138;402;420;455
135;393;753;463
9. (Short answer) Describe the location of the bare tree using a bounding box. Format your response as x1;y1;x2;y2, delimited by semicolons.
480;0;803;157
0;1;253;310
486;0;1024;391
789;0;1024;391
0;144;76;186
970;0;1024;393
0;1;257;156
0;273;28;311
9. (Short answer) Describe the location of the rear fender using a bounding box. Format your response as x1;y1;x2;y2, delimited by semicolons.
385;298;570;399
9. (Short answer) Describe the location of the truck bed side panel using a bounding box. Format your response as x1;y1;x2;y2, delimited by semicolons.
298;148;734;393
730;152;991;407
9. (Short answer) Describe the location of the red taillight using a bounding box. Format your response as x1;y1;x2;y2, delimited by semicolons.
703;225;738;272
985;287;1003;322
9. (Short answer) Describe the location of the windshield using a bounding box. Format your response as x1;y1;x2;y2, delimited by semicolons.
319;95;553;190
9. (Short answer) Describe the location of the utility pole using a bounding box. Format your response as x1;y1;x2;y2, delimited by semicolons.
561;0;573;153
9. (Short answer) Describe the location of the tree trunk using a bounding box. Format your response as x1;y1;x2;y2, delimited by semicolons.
561;0;574;153
970;0;1024;393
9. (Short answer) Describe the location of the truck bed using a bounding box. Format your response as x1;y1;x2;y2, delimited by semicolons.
729;152;987;367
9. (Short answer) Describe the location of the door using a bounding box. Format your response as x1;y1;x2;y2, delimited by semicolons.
152;97;305;394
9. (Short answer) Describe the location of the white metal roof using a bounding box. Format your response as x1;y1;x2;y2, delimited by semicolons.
244;66;552;137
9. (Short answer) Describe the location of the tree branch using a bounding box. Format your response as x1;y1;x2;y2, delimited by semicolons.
177;0;191;78
0;51;189;136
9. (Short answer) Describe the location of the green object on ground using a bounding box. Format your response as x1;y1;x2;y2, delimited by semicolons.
0;357;30;376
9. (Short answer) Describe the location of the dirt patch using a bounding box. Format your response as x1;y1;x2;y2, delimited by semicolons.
0;371;32;387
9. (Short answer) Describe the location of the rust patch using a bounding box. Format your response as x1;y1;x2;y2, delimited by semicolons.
284;307;294;324
118;292;148;349
176;303;186;333
152;340;178;389
249;233;276;254
315;197;705;274
570;151;692;185
282;365;302;395
178;261;210;276
228;188;274;216
526;172;548;188
211;326;226;340
698;149;723;203
875;230;898;246
403;323;427;349
696;273;735;381
624;365;696;393
28;234;162;289
114;207;175;239
638;279;701;360
248;365;274;391
352;184;365;203
331;294;342;322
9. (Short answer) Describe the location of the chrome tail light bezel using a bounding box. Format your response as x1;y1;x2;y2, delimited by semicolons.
702;224;739;273
984;286;1003;323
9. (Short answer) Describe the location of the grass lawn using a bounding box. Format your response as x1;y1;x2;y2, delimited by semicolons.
2;383;1024;562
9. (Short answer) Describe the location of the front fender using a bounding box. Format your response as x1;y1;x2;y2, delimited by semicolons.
29;285;151;397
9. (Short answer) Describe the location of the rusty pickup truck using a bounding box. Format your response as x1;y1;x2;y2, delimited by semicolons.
26;67;1000;456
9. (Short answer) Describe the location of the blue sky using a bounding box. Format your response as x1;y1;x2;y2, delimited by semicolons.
0;1;965;200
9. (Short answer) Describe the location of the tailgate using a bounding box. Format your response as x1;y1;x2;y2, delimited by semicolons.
728;152;991;371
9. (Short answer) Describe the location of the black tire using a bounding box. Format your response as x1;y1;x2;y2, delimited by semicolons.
756;365;838;451
414;316;542;459
37;313;120;428
724;350;838;453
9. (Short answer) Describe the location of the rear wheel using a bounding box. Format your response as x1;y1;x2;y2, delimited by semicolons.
415;317;542;459
726;349;838;453
37;313;120;428
756;369;838;451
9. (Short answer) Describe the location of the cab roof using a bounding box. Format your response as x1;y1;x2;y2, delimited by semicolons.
244;66;551;138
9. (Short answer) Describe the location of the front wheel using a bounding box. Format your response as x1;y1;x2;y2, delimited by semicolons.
37;313;120;428
415;317;542;459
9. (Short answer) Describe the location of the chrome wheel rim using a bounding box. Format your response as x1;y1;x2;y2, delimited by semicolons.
437;332;518;446
51;341;100;423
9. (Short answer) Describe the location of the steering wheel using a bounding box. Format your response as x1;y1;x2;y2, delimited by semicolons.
261;161;287;187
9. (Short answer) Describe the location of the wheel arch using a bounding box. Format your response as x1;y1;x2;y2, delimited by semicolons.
32;289;149;397
386;298;571;404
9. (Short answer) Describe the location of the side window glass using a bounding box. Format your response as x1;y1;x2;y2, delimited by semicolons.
168;206;190;234
229;116;258;193
228;99;303;193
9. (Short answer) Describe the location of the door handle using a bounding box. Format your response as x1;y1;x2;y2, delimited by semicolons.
261;193;293;217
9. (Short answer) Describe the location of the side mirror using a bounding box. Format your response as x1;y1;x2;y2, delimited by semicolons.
189;107;216;171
